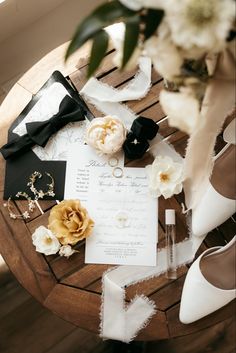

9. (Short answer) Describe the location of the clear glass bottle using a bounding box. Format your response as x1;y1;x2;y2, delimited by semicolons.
165;209;177;279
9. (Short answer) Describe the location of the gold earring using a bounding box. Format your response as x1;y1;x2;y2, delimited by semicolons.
3;191;35;220
27;171;55;200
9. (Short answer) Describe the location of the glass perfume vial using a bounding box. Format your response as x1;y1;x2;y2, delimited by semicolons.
165;209;177;279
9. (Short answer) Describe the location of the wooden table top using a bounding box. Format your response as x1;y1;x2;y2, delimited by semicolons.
0;42;235;341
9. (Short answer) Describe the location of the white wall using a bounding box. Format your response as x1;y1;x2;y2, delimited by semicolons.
0;0;66;43
0;0;103;101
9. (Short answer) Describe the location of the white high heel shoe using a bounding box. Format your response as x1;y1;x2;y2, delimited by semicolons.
179;236;236;324
191;118;236;237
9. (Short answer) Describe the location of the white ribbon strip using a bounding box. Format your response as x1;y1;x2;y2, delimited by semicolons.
101;239;195;342
80;57;152;128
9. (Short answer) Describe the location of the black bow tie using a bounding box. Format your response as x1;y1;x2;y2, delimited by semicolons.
0;95;85;160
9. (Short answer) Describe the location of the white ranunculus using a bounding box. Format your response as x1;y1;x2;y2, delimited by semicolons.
85;116;126;155
144;35;183;81
146;155;184;199
159;89;200;135
32;226;61;255
165;0;235;56
59;245;76;258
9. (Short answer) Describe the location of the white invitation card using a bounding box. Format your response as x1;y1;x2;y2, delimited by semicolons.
64;144;124;202
64;144;158;266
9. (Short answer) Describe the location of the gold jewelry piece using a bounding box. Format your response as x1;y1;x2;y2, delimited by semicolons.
27;171;55;200
108;156;119;167
3;192;35;220
112;167;123;178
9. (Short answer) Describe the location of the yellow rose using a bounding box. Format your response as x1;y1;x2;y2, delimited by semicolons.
48;200;94;245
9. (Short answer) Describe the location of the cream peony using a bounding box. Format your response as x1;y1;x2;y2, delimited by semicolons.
146;155;184;199
32;226;61;255
164;0;235;57
159;88;200;135
59;245;77;258
85;116;126;155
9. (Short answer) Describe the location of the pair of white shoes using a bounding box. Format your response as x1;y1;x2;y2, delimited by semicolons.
179;119;236;324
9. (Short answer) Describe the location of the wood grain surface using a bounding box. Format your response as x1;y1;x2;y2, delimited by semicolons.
0;44;235;341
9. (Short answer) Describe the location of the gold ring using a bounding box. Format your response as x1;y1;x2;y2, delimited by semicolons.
112;167;123;178
108;156;119;167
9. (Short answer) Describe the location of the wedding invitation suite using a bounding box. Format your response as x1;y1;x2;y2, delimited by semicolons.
64;144;158;266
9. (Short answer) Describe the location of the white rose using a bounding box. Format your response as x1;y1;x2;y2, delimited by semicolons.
59;245;76;258
146;155;184;199
85;116;126;155
32;226;60;255
159;88;200;135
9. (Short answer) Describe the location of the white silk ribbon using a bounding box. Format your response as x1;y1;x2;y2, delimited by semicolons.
80;56;152;128
101;238;195;342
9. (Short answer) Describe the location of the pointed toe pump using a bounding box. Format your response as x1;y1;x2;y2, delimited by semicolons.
179;236;236;324
191;118;236;238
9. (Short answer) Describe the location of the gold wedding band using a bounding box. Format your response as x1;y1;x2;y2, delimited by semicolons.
108;156;119;167
112;167;123;178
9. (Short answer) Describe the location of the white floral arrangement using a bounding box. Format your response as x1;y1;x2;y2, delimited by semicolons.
66;0;235;137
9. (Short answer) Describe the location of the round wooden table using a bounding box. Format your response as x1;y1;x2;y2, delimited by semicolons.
0;42;235;341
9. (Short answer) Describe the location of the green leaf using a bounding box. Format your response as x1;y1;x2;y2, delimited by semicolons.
87;30;109;78
65;0;136;60
143;9;164;40
122;15;140;69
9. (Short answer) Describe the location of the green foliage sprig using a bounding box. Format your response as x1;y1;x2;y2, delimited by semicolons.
66;0;163;77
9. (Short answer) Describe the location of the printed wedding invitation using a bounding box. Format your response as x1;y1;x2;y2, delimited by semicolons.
64;144;124;202
64;144;158;266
